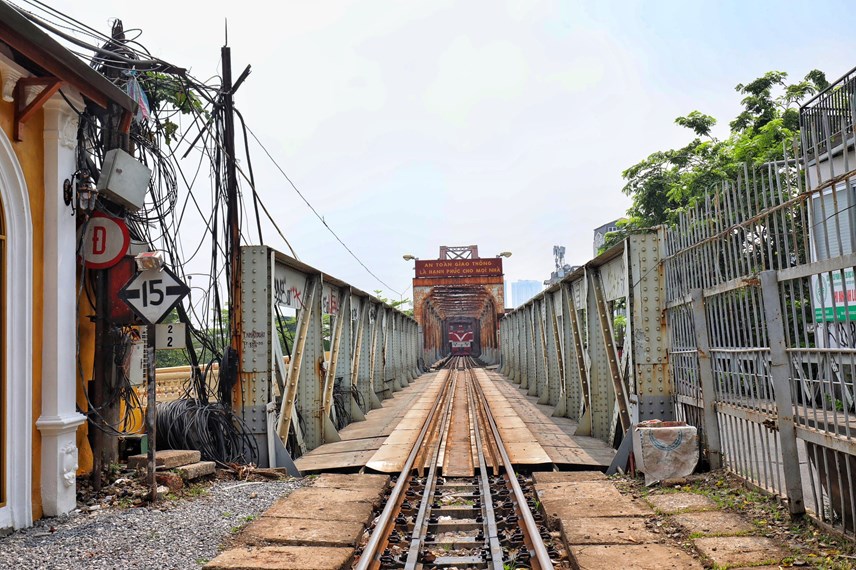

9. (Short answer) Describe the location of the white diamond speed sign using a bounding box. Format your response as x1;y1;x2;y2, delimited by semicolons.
118;267;190;325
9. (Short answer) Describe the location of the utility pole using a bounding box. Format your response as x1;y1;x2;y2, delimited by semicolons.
222;44;242;404
91;21;134;491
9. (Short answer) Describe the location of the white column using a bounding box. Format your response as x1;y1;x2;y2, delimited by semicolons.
36;97;86;517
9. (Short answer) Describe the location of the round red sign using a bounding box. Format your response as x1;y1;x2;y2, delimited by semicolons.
79;212;130;269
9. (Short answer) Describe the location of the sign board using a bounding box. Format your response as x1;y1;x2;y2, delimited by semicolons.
79;212;130;269
415;258;503;278
813;270;856;322
810;186;856;322
156;322;186;349
118;267;190;324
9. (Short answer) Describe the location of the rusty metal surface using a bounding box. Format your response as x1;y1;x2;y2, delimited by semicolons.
411;246;506;365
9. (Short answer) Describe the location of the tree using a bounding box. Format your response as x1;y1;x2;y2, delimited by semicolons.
374;290;414;317
617;69;829;236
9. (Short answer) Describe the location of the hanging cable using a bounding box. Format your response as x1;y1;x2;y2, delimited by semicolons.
244;124;403;296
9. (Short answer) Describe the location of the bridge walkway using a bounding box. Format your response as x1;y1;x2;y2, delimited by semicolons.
294;366;614;474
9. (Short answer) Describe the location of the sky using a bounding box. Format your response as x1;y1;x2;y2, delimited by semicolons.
32;0;856;305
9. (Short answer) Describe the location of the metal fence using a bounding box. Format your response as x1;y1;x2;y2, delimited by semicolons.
802;65;856;162
662;144;856;533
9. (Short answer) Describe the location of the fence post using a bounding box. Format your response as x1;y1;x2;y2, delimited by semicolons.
690;289;723;470
759;270;805;517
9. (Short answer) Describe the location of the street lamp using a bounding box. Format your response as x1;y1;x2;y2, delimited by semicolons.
496;251;512;258
402;254;417;261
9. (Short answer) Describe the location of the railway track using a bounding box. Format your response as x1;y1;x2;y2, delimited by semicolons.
354;357;559;569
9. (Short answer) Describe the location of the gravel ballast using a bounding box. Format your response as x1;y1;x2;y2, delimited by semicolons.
0;478;305;570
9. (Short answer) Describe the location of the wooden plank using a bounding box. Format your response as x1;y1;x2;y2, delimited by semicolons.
479;368;616;468
363;372;447;472
296;371;444;471
541;445;604;467
443;376;474;477
364;444;416;473
506;444;553;465
297;437;387;457
473;369;552;465
295;449;376;472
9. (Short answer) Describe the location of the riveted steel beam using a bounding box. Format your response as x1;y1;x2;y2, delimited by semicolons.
589;267;632;437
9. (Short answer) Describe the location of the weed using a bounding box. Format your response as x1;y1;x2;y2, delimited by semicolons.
186;484;209;498
117;497;135;509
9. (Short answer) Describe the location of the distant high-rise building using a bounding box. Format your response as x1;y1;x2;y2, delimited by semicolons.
510;280;542;308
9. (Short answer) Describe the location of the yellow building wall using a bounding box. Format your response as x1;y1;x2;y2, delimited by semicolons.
0;100;46;521
76;283;95;476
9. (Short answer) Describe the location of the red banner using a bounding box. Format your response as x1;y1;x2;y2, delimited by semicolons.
415;258;503;278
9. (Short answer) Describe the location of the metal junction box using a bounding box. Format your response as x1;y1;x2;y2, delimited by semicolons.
97;148;151;212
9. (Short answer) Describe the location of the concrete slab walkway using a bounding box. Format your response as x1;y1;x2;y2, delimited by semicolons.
534;472;801;569
205;473;389;570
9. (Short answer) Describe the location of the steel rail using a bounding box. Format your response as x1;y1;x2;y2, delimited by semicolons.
354;364;455;570
471;369;555;569
465;366;505;569
403;370;458;568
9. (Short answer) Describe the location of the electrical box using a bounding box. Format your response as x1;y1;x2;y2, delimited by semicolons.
97;148;151;212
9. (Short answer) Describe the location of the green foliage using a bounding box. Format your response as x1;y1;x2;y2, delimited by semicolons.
620;69;829;233
139;72;207;145
373;290;414;317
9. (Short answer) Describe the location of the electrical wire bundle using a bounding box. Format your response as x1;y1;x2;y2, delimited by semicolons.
80;325;146;436
14;2;261;460
332;378;351;431
156;398;257;466
14;0;403;463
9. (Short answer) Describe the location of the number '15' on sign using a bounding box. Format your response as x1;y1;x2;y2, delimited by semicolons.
118;267;190;325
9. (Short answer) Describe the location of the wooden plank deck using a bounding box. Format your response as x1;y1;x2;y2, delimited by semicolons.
295;371;446;473
295;366;615;473
364;370;448;473
485;369;615;468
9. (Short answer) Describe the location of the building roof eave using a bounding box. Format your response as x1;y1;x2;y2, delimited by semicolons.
0;1;137;114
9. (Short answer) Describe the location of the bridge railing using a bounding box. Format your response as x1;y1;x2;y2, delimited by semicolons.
239;246;420;465
500;231;668;444
663;136;856;533
501;149;856;536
